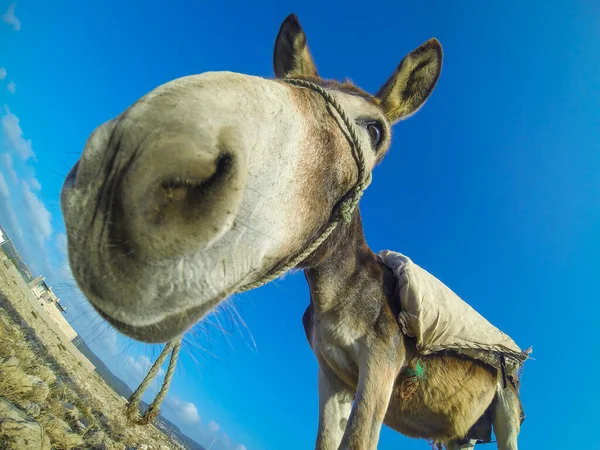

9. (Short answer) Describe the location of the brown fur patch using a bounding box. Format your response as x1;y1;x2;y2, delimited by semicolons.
400;376;420;401
389;353;497;441
279;83;363;271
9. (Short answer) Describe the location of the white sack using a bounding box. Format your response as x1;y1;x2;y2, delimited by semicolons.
378;250;530;375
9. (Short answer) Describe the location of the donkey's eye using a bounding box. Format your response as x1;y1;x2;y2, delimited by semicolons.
366;122;383;147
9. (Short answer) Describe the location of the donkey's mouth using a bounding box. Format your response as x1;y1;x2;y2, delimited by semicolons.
92;294;222;343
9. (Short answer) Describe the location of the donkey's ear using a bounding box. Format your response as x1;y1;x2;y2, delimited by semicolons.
375;39;442;124
273;13;319;79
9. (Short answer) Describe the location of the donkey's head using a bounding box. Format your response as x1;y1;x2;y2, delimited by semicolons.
61;13;442;343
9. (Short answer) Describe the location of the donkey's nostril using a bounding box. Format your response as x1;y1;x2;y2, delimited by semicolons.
153;152;234;223
161;153;233;200
119;137;245;261
64;160;80;188
215;153;233;179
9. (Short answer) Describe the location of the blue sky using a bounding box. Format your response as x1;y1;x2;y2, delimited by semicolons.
1;1;599;449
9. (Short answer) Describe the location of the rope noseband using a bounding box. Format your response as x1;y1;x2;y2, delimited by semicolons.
125;78;370;425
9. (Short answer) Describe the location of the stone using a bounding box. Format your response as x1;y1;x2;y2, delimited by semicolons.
31;365;56;385
85;429;106;447
41;414;83;448
79;415;90;427
73;420;87;432
0;355;19;368
63;401;81;420
0;397;52;449
21;400;41;418
63;402;76;411
94;410;111;429
21;375;50;403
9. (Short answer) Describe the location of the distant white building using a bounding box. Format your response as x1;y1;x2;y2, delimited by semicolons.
29;276;52;301
29;276;78;341
0;229;6;244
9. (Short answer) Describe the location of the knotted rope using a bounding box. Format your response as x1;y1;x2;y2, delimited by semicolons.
125;77;370;425
125;340;181;424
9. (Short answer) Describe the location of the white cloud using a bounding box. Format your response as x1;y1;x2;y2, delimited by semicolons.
0;106;56;278
0;104;60;282
21;180;52;244
2;154;17;184
7;81;15;94
180;402;201;424
1;106;35;161
124;354;165;380
165;396;200;424
0;192;23;240
207;420;220;434
0;172;9;197
0;68;6;80
29;177;41;191
220;434;231;447
2;3;20;31
235;445;247;450
118;352;170;398
0;172;23;240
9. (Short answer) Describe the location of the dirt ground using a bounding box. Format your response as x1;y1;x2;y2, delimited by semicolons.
0;259;185;449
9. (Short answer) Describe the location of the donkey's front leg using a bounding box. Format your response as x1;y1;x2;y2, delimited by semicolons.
338;355;397;450
315;369;353;450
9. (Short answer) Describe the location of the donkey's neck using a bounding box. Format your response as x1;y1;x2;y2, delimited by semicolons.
303;211;396;314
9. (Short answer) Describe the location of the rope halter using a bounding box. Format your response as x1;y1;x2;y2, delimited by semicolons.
125;77;371;425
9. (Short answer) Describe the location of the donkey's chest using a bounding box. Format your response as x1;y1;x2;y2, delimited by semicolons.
312;317;364;389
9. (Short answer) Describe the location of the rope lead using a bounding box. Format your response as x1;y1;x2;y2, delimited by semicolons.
125;340;181;425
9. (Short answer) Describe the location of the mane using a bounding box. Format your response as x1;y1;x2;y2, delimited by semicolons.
280;75;380;106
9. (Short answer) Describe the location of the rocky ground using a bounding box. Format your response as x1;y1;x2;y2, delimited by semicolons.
0;261;184;449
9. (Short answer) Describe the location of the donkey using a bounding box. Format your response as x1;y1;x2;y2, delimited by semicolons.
60;14;443;345
60;13;524;448
301;208;525;450
274;16;525;450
